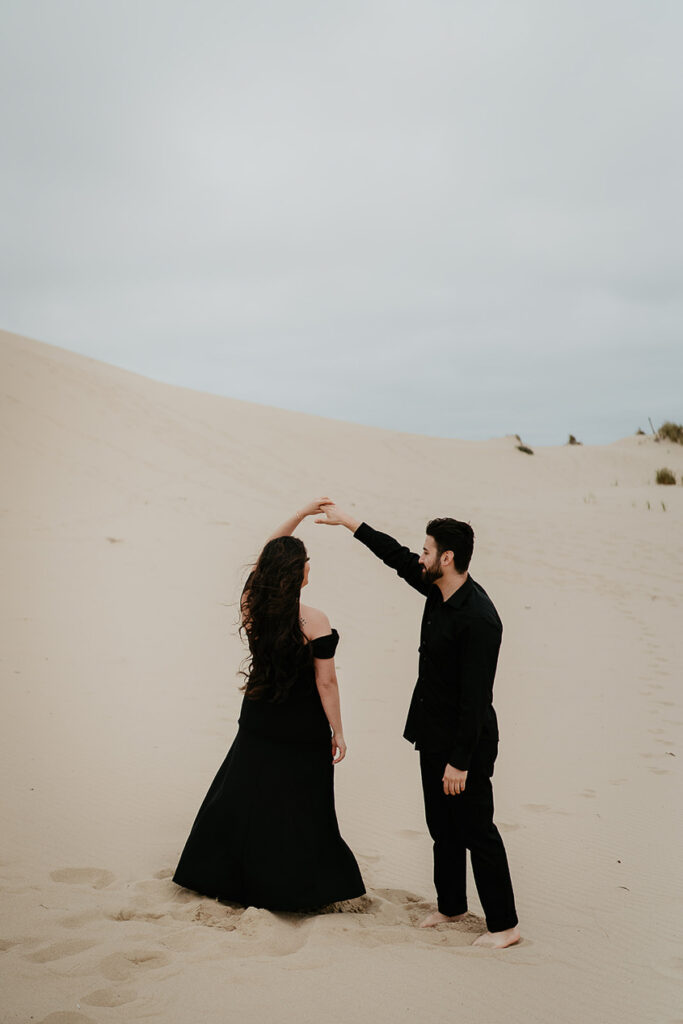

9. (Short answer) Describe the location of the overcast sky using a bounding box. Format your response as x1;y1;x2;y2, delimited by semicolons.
1;0;681;444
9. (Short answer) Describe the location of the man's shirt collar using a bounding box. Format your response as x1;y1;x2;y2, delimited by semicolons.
429;574;473;608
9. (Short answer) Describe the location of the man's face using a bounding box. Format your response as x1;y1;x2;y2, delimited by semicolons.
419;535;443;584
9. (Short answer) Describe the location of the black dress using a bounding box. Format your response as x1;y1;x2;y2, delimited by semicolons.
172;630;365;911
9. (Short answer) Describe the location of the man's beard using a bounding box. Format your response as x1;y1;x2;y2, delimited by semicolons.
421;563;443;585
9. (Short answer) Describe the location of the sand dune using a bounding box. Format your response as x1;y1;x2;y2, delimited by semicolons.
1;328;682;1023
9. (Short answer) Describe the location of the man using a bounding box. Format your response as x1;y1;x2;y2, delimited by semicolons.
316;504;520;948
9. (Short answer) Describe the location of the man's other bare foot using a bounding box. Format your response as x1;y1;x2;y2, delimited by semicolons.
419;910;467;928
473;925;521;948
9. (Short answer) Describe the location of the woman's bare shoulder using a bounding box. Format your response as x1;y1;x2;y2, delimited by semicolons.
300;604;331;641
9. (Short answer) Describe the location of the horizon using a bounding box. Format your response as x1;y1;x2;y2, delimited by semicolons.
5;327;674;449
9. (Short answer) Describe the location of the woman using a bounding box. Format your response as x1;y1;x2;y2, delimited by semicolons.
173;499;365;911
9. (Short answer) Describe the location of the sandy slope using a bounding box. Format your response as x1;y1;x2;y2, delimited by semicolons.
1;328;682;1024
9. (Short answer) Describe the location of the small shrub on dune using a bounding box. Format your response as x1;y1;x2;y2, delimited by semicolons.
567;434;582;446
513;433;534;454
655;467;677;485
658;422;683;444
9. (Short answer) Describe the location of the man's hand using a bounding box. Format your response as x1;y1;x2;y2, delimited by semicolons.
314;502;361;532
442;764;468;796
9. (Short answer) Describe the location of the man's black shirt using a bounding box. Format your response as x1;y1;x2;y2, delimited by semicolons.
354;522;502;774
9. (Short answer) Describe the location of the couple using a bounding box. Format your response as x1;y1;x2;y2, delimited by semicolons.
173;499;520;949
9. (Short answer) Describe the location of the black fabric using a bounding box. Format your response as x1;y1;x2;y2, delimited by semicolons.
353;521;517;931
309;629;339;660
237;630;339;745
419;751;518;932
354;522;500;772
173;629;365;911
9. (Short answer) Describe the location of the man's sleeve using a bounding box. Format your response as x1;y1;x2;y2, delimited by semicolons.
354;522;430;596
447;619;500;770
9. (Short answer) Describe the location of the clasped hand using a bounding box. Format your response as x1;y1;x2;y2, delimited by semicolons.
298;497;333;518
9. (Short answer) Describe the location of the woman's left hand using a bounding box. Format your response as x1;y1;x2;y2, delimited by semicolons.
298;497;333;518
331;733;347;764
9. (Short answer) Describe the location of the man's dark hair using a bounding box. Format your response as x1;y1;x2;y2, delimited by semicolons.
426;518;474;574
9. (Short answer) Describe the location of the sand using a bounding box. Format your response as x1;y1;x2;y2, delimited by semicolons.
1;327;682;1024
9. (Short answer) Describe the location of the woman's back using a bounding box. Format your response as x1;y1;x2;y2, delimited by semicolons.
238;620;339;744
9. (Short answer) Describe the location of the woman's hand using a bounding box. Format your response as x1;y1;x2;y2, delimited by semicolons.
298;497;333;518
265;498;333;543
331;732;347;764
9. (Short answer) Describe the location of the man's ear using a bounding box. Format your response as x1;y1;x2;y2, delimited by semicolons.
442;550;454;567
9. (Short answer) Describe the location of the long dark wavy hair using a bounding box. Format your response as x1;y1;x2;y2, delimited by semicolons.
239;535;312;702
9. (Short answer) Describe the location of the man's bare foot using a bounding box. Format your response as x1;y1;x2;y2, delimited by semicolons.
473;925;520;948
419;910;467;928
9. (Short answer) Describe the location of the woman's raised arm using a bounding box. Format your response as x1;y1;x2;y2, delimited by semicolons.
264;497;333;544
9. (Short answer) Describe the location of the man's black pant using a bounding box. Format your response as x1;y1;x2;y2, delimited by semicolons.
419;751;518;933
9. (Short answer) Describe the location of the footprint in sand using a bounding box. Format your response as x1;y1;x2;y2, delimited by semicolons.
80;986;137;1008
0;938;22;952
57;909;103;930
133;877;182;897
396;829;422;839
107;907;167;923
368;889;432;925
154;867;174;880
167;903;309;958
361;891;484;938
25;938;97;963
1;936;42;951
99;948;172;982
580;789;597;798
50;868;115;890
523;803;550;813
190;902;242;931
498;822;520;832
37;1014;96;1024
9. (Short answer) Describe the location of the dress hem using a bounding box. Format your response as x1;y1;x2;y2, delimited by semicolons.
172;876;366;913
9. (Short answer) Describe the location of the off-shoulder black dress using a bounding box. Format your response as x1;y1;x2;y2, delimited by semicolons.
172;630;365;911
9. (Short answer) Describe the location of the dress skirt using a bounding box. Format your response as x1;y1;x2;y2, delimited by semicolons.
173;726;365;911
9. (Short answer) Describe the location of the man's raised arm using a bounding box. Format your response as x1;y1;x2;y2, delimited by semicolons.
315;503;430;596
